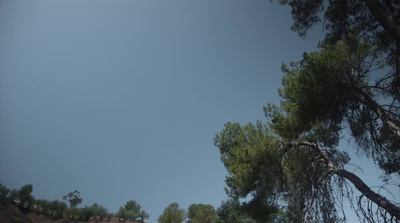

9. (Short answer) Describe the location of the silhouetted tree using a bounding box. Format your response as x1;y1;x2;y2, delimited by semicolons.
63;190;83;208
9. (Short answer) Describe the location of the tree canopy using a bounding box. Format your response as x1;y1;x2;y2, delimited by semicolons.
214;199;257;223
279;0;400;175
18;184;34;211
139;210;150;223
62;190;83;208
0;183;11;205
158;202;186;223
215;0;400;222
117;200;142;221
186;203;217;223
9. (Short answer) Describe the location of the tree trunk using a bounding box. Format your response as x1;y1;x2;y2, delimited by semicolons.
292;142;400;220
363;0;400;43
335;169;400;220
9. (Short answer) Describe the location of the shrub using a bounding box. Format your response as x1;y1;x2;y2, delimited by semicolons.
0;184;10;205
64;207;81;220
78;203;108;221
48;200;67;219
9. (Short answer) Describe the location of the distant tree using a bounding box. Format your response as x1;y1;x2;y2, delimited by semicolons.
118;208;137;222
118;200;141;221
186;204;217;223
0;183;10;205
35;199;50;215
118;207;128;221
63;190;83;208
139;210;150;223
66;203;107;221
48;200;67;219
91;202;108;220
8;189;19;203
18;184;34;211
64;207;81;220
158;202;186;223
124;200;141;215
79;205;96;221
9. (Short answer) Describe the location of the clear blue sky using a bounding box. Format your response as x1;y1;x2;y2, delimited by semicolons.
1;0;396;222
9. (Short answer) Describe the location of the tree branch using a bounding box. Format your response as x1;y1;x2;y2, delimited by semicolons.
363;0;400;43
360;91;400;137
287;142;400;220
335;169;400;220
303;169;336;221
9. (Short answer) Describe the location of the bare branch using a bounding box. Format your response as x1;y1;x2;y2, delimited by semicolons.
303;170;336;220
286;141;400;220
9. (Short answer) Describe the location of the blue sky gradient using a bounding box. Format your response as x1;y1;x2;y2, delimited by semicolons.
2;0;392;222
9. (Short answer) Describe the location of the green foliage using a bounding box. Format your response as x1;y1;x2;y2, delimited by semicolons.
18;184;34;211
76;203;108;221
215;199;255;223
215;11;400;219
8;189;19;204
281;0;400;50
63;190;83;208
139;210;150;222
274;39;369;140
158;202;186;223
214;121;350;221
241;198;281;223
186;203;217;223
0;183;10;205
91;203;108;220
79;206;95;221
1;184;111;222
35;199;70;219
48;200;67;219
118;200;141;221
63;202;108;221
276;0;400;176
118;207;135;221
64;207;81;220
124;200;140;215
214;122;283;201
35;199;50;214
270;37;400;174
286;0;324;37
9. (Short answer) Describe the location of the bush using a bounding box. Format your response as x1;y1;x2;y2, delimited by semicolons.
0;184;10;205
48;200;67;219
35;199;50;215
79;206;94;221
64;207;81;220
7;189;19;206
78;203;108;221
91;203;108;220
18;184;34;212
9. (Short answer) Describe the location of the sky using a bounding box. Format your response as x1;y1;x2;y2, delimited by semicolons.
1;0;397;222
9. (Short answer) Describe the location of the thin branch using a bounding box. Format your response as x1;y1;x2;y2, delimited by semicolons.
375;73;394;86
286;141;400;220
303;170;336;220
